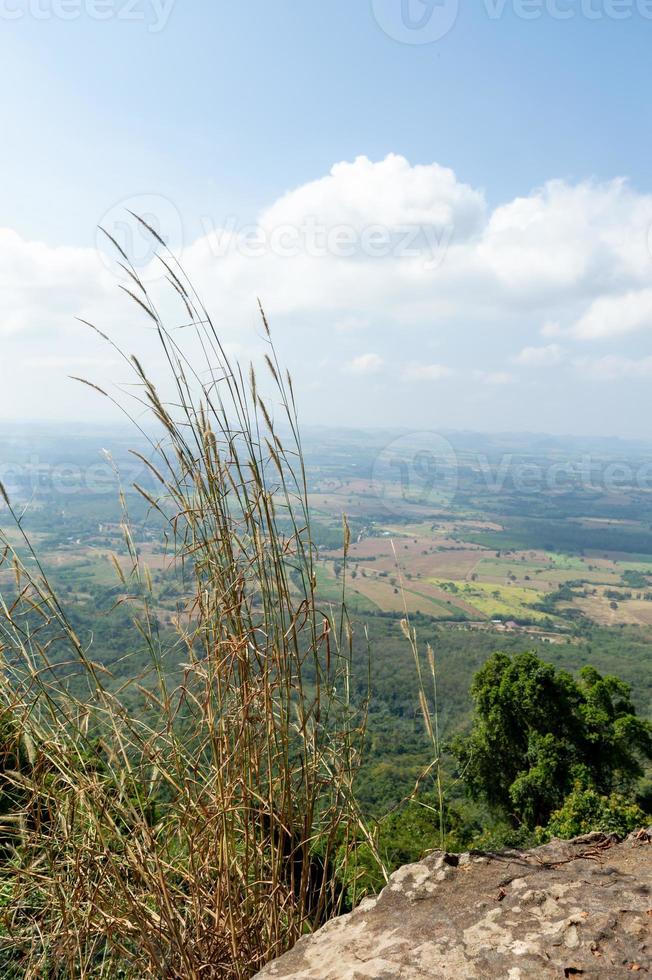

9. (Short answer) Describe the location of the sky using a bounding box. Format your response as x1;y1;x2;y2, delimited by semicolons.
2;0;652;436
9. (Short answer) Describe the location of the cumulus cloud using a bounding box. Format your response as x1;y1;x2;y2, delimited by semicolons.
514;343;565;367
570;288;652;340
184;161;652;344
0;228;113;338
257;154;486;242
4;154;652;428
342;353;384;375
8;157;652;341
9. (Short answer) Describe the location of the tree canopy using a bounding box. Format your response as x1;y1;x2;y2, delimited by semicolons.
454;651;652;830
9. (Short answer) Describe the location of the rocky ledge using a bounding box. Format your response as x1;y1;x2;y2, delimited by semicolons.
256;830;652;978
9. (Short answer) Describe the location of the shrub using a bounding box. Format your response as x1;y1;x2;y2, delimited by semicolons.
538;786;647;842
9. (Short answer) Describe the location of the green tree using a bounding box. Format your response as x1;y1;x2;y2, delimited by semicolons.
454;652;652;830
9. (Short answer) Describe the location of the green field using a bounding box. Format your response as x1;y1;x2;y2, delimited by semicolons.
429;577;549;622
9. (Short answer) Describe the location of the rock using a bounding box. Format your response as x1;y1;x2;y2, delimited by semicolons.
255;830;652;979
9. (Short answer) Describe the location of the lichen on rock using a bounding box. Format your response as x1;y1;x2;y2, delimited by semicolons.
255;830;652;978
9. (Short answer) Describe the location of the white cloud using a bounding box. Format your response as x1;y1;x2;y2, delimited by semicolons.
184;162;652;339
514;343;564;367
475;177;652;305
4;154;652;427
258;154;486;242
402;362;453;382
0;227;113;338
570;288;652;340
343;353;384;375
7;159;652;346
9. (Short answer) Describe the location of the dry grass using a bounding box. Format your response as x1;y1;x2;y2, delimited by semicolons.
0;221;381;978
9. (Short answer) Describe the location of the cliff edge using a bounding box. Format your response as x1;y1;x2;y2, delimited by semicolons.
256;830;652;978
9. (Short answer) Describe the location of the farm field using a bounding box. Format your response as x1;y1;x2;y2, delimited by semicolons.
428;578;548;622
5;491;652;636
4;424;652;661
564;595;652;627
306;442;652;632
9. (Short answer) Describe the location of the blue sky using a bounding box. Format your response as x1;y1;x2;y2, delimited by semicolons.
2;1;652;434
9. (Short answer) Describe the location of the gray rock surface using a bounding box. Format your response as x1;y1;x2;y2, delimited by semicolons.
256;830;652;978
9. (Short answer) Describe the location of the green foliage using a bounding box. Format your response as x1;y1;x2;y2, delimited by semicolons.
454;651;652;829
464;820;536;853
538;786;647;842
621;569;648;590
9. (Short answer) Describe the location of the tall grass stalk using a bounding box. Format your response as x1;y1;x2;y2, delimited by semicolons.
0;221;375;978
392;542;446;850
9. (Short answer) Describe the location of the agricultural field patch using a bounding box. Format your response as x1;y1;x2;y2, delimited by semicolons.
428;577;549;623
566;594;652;627
349;576;451;616
315;564;379;613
